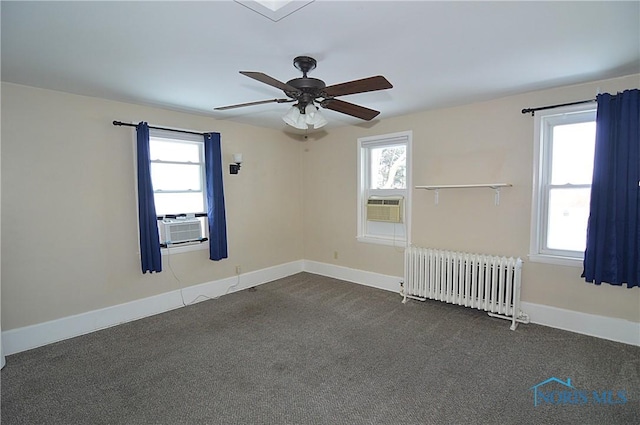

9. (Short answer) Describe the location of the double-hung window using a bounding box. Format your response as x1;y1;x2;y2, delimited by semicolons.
530;104;596;266
357;131;412;246
149;129;208;251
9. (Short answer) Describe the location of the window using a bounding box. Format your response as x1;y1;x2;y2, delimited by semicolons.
530;104;596;266
357;131;412;246
149;129;208;251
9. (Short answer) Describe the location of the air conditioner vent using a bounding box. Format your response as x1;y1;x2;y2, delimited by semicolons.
368;199;401;206
160;219;202;245
366;197;403;223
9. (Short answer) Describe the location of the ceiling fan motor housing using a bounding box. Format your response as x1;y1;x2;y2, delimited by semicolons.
287;56;327;112
286;77;326;112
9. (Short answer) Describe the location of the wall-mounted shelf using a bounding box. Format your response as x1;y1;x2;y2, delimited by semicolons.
415;183;512;205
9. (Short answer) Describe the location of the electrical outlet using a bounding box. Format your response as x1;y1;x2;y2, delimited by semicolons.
235;265;241;275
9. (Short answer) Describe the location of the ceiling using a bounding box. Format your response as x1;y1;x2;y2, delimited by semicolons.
2;1;639;133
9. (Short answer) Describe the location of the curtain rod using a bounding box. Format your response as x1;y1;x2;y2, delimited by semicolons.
112;120;207;136
521;98;596;116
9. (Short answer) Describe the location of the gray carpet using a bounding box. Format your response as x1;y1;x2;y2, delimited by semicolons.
1;272;639;424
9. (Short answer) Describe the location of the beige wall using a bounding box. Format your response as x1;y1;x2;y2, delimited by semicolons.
302;74;640;323
1;83;303;330
2;73;639;333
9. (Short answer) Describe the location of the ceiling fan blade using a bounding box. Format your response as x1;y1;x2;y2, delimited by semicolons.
321;99;380;121
214;98;294;111
239;71;301;93
323;76;393;97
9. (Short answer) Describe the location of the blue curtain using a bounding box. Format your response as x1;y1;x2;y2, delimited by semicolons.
136;122;162;273
583;89;639;288
204;133;228;261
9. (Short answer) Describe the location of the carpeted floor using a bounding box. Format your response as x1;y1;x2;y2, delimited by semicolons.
1;272;639;424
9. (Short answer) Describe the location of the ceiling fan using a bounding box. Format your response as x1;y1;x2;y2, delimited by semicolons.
214;56;393;129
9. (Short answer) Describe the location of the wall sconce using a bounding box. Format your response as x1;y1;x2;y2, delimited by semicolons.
230;153;243;174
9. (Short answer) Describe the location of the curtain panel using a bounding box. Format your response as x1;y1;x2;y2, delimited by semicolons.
583;89;639;288
136;122;162;273
204;133;228;261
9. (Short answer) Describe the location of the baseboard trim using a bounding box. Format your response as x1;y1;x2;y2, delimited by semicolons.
303;260;402;293
4;260;638;355
2;260;304;356
520;301;640;347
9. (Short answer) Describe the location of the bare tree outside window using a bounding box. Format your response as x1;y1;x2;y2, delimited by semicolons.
370;146;406;189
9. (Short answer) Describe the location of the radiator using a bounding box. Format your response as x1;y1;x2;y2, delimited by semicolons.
403;247;529;330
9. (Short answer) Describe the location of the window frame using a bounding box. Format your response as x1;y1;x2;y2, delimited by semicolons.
529;104;596;267
148;129;209;254
357;131;412;247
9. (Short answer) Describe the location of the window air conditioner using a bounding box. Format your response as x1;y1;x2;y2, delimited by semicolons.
366;197;403;223
160;218;202;245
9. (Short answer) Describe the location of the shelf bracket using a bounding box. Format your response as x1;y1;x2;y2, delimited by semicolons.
494;187;501;206
434;189;439;205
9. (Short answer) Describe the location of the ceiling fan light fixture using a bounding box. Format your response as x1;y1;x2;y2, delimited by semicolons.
282;105;301;126
304;103;318;119
304;103;327;128
282;105;308;129
311;110;328;129
295;114;309;129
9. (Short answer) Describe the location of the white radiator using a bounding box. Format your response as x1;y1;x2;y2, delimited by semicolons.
403;247;529;330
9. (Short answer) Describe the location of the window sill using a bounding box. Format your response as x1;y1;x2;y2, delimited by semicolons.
357;235;407;248
528;253;583;268
162;242;208;255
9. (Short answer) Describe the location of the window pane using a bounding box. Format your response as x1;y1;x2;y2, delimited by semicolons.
551;122;595;185
369;145;406;189
546;188;591;252
151;163;202;191
154;192;205;215
150;139;201;163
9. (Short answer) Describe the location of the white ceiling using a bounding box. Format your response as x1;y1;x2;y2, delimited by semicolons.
2;1;639;133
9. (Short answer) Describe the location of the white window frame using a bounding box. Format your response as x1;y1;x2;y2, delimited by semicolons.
357;131;412;247
148;129;209;255
529;104;596;267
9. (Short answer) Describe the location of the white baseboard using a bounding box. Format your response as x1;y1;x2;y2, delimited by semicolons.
303;260;402;293
3;260;638;355
1;260;303;356
520;301;640;347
